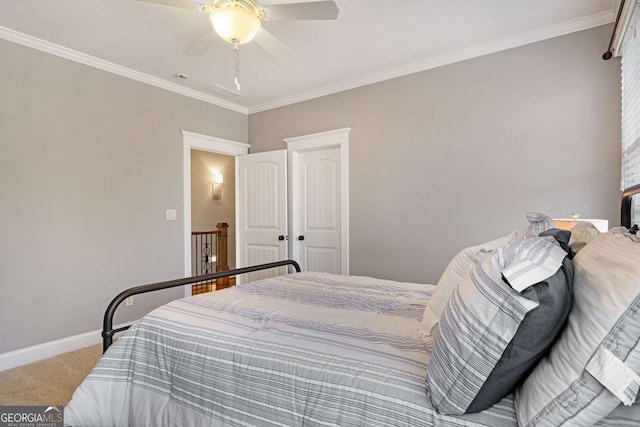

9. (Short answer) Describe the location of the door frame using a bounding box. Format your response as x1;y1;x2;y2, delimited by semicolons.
182;130;250;296
284;128;350;274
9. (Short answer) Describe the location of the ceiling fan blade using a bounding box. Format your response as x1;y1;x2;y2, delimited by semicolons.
184;28;217;57
261;1;339;21
253;28;295;65
137;0;201;9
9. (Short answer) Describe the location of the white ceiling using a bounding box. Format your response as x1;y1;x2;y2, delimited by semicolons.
0;0;619;114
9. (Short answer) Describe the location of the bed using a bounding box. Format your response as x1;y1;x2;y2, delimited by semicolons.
64;186;640;427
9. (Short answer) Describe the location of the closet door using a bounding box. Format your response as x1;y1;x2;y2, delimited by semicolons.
237;128;350;279
237;150;288;282
292;147;342;274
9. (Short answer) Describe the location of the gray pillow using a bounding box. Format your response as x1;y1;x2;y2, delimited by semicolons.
568;221;600;254
427;231;571;415
467;230;573;412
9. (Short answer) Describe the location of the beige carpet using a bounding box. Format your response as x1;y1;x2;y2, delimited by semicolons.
0;344;102;406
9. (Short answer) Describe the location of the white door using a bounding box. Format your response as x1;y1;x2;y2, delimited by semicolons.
292;147;342;273
237;150;288;282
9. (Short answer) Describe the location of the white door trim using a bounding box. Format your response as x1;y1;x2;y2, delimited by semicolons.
284;128;350;274
182;131;250;296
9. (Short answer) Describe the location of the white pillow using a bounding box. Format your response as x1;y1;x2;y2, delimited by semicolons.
515;231;640;426
419;232;515;339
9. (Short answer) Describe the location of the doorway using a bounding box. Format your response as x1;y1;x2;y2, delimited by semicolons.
182;131;249;297
190;149;236;293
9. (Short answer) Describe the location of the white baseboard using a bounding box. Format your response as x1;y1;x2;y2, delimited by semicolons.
0;322;133;372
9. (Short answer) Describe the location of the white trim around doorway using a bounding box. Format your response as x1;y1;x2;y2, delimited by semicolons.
182;131;250;297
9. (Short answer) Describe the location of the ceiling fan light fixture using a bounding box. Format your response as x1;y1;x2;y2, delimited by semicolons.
210;4;261;44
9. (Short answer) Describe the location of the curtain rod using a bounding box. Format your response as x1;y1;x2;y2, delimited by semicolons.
603;0;627;60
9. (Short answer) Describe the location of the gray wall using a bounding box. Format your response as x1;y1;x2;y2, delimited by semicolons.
0;24;623;355
191;150;236;269
0;39;247;354
248;25;622;284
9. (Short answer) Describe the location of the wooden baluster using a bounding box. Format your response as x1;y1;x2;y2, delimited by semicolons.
216;222;230;289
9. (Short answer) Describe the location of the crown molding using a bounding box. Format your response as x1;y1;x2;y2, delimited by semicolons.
247;10;616;114
0;25;248;115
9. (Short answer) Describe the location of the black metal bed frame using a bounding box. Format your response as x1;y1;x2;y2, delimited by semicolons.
621;183;640;229
102;259;301;353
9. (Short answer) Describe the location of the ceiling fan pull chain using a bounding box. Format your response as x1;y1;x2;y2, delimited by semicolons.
233;39;241;92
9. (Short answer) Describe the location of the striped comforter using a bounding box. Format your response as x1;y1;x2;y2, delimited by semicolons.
65;272;518;427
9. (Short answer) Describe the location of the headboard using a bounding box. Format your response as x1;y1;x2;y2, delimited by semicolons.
621;184;640;229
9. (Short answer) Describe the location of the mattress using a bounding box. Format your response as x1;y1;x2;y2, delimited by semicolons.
65;272;518;426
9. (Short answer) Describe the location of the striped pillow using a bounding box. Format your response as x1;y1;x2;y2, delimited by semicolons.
419;232;516;340
420;212;553;342
427;234;570;415
595;396;640;426
515;230;640;426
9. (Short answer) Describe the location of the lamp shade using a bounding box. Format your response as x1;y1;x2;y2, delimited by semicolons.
554;219;609;233
210;6;261;44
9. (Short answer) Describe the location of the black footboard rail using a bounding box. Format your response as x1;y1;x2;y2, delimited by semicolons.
102;259;301;353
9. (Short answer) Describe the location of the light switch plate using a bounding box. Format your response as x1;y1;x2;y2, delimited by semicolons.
166;209;177;221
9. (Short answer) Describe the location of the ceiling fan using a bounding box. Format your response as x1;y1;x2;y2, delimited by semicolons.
138;0;339;92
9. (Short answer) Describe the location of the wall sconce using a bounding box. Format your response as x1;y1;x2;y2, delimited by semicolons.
212;173;224;200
